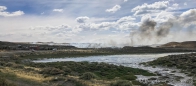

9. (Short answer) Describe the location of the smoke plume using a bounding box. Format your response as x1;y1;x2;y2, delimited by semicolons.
130;9;196;46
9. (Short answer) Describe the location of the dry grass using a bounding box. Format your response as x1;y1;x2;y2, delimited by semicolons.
65;75;111;86
0;67;52;82
0;67;111;86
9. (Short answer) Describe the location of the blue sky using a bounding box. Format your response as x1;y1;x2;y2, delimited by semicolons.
0;0;196;46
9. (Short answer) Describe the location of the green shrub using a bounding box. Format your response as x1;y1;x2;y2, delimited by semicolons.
40;67;64;75
80;72;98;80
120;75;136;80
0;62;6;66
25;68;34;72
62;66;72;72
131;80;146;86
66;78;87;86
5;62;15;67
110;80;132;86
13;65;24;69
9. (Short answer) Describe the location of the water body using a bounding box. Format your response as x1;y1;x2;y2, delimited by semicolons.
34;53;194;86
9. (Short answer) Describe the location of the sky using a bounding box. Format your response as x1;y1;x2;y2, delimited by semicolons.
0;0;196;46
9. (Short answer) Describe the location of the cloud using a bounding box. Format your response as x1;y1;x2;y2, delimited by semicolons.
78;22;116;31
0;6;24;17
129;9;196;45
77;16;139;31
0;15;77;42
116;16;139;30
131;1;169;16
154;11;175;23
117;22;139;31
76;16;90;23
31;24;73;32
184;2;187;6
117;16;136;24
172;3;179;7
29;24;81;42
53;9;64;12
0;33;13;37
1;1;195;45
0;6;7;11
180;9;196;26
106;5;121;13
124;0;128;2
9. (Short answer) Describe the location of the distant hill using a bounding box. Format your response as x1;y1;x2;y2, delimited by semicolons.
0;41;76;50
159;41;196;48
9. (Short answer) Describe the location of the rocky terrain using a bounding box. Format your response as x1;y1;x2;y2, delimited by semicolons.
145;53;196;85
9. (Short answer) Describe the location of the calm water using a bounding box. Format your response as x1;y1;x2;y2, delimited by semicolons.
33;52;194;86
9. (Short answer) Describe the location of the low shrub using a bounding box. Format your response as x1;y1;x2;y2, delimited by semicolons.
40;67;64;75
120;75;137;80
5;62;15;67
131;80;146;86
67;78;87;86
13;65;24;69
0;78;17;86
80;72;98;80
110;80;132;86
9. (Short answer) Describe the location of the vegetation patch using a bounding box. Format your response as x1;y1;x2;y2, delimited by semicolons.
110;80;132;86
80;72;98;80
27;61;155;80
0;78;17;86
145;53;196;76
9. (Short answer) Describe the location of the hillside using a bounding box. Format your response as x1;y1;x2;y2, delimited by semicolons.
0;41;76;50
160;41;196;48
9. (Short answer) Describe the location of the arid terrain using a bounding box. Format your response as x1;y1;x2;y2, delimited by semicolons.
0;41;196;86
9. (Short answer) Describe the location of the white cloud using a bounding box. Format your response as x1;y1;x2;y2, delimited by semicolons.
29;24;81;42
0;6;7;11
184;2;187;6
131;1;169;16
141;14;152;22
116;16;139;30
154;11;175;23
53;9;64;12
78;22;116;31
118;23;139;31
76;16;90;23
172;3;179;7
167;3;179;11
76;16;139;31
0;6;24;17
106;5;121;13
124;0;128;2
31;24;73;32
117;16;136;24
0;33;13;37
0;15;77;42
180;9;196;25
